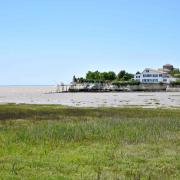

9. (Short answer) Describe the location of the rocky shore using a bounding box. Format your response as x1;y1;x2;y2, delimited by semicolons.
61;83;180;92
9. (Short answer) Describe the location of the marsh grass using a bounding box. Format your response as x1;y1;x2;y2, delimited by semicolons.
0;104;179;179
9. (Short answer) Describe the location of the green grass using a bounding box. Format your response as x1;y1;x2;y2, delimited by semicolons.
0;104;179;179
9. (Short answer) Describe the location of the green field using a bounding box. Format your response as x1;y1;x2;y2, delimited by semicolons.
0;104;179;179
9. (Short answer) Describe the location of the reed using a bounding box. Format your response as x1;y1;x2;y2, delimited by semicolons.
0;104;179;179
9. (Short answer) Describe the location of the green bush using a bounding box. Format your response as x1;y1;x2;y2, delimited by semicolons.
159;82;164;85
112;80;140;86
170;69;180;77
170;80;180;86
173;74;180;78
128;80;140;85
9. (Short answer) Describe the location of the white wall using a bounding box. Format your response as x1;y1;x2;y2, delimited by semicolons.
134;69;164;83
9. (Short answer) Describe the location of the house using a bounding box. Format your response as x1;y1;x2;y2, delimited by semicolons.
134;68;177;84
163;64;174;73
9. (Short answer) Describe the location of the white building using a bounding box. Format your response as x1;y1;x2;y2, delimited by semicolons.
134;68;177;84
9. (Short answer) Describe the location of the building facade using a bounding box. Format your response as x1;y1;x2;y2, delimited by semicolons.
134;68;177;84
163;64;174;73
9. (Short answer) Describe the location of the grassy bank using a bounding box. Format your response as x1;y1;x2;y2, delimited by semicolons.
0;104;179;179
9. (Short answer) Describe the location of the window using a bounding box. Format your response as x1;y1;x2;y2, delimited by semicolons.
143;74;152;77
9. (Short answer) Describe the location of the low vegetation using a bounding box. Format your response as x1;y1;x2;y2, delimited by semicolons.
171;80;180;86
170;69;180;78
0;104;180;179
112;80;140;86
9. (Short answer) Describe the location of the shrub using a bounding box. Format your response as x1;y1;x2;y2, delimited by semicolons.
173;74;180;78
112;80;140;86
128;80;140;85
170;80;180;86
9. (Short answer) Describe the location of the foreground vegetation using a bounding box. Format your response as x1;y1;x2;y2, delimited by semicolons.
0;104;180;179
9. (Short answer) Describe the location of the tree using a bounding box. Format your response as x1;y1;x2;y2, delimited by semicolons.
100;72;108;81
94;71;100;80
86;71;100;80
86;71;95;80
124;73;134;80
72;75;77;83
107;71;116;81
84;70;132;82
77;77;85;83
117;70;126;80
117;70;133;81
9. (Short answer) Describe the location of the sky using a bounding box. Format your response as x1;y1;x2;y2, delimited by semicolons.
0;0;180;85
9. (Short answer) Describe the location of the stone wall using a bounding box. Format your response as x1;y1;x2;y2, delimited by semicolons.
166;85;180;92
69;83;169;92
129;84;167;91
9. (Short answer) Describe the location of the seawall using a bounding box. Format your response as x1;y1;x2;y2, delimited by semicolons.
68;83;180;92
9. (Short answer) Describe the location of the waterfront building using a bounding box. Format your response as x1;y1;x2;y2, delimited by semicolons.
134;68;177;84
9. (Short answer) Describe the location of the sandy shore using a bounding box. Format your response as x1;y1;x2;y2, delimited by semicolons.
0;86;180;108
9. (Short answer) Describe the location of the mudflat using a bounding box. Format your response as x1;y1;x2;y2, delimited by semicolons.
0;86;180;108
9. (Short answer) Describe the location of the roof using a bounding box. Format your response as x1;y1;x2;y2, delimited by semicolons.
158;68;163;71
163;64;173;67
143;68;164;74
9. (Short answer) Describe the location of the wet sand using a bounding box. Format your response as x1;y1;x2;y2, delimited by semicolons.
0;86;180;108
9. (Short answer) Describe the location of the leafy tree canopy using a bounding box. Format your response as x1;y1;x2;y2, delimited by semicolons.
75;70;133;83
117;70;133;81
86;71;117;81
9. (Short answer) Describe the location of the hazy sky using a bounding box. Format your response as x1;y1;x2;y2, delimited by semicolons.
0;0;180;85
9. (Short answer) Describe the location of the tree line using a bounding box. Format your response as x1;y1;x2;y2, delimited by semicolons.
73;70;134;83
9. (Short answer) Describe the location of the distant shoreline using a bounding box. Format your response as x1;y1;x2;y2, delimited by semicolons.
0;85;55;87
